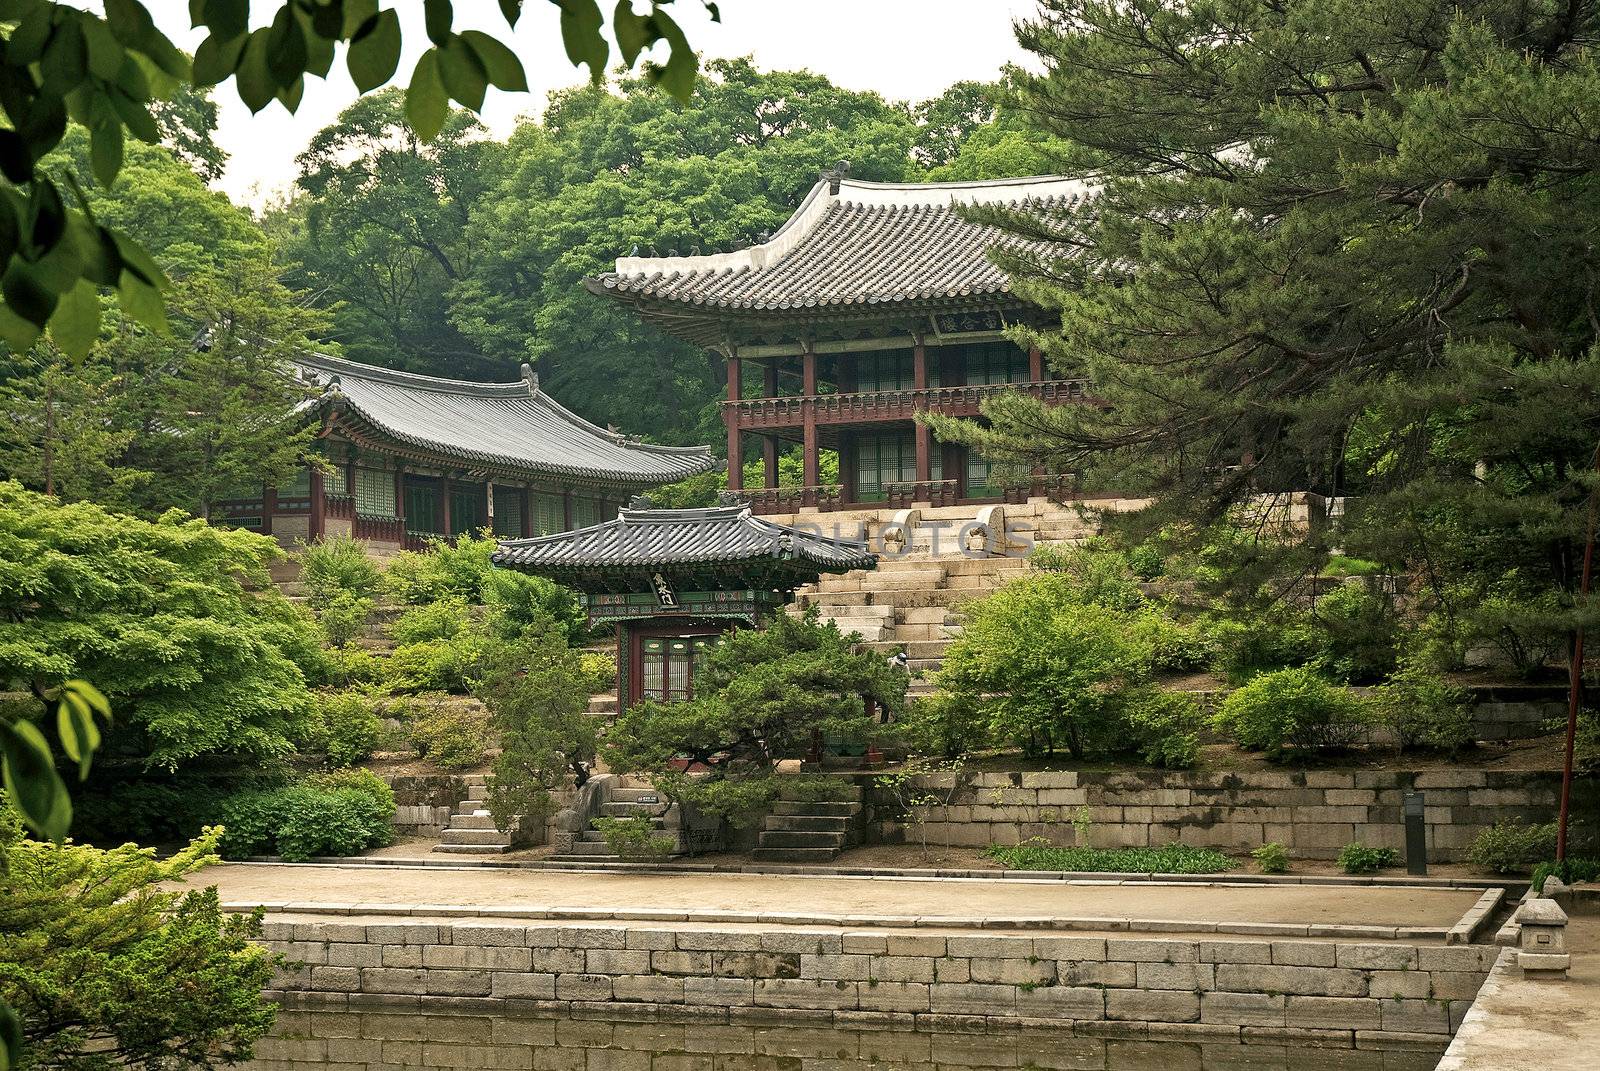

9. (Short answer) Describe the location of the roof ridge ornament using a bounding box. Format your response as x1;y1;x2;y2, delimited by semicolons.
822;159;851;195
520;363;539;393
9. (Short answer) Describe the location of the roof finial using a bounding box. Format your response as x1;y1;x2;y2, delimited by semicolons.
823;159;851;195
520;363;539;393
628;493;654;510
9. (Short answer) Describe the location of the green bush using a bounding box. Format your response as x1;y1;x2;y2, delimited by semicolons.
1127;543;1164;581
1533;857;1600;892
300;535;381;607
309;690;383;767
216;773;394;862
1026;539;1146;611
1467;820;1558;874
896;691;992;760
318;588;373;648
1337;842;1398;874
1120;689;1203;768
781;775;858;803
383;597;489;693
1252;842;1290;874
1212;668;1369;758
579;651;617;695
1206;612;1324;684
1369;664;1473;754
382;531;586;642
590;815;675;860
406;698;491;769
1311;583;1400;683
327;646;383;687
1128;611;1212;673
985;838;1234;875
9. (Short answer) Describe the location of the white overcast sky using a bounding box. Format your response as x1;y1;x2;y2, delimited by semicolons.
140;1;1041;210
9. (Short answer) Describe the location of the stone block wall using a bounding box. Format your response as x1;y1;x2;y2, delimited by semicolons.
386;774;466;837
261;918;1493;1046
870;769;1562;861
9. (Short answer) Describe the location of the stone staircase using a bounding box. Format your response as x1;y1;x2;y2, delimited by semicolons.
432;774;512;854
781;498;1106;685
751;783;865;863
548;781;674;862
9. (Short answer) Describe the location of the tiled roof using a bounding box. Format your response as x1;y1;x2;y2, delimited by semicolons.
588;175;1090;329
295;353;716;486
493;504;878;575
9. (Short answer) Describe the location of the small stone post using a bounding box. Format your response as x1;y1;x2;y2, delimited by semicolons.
1516;898;1570;979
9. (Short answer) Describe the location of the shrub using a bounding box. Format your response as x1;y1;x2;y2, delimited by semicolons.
896;691;991;760
1337;842;1398;874
579;651;617;695
590;816;675;860
1127;543;1164;581
1311;583;1399;683
1462;580;1566;678
215;775;394;861
985;838;1234;875
309;690;383;767
1212;667;1369;758
1120;689;1203;768
406;697;491;770
1369;664;1473;754
1206;612;1324;684
782;775;857;803
317;588;373;648
1468;820;1558;874
1026;539;1146;611
327;646;383;687
382;531;586;642
1533;857;1600;892
1252;842;1290;874
300;535;381;607
1128;611;1212;673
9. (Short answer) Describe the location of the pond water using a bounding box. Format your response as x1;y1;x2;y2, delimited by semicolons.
245;1004;1445;1071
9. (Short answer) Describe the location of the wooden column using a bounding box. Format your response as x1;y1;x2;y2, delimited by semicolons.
913;335;931;486
309;467;325;541
261;482;275;537
522;481;534;538
441;473;453;537
802;343;819;488
725;354;743;491
1029;343;1044;382
562;488;573;530
394;464;406;530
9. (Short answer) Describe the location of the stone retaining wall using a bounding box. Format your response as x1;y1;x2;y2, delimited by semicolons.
386;775;466;836
870;769;1561;861
262;917;1493;1045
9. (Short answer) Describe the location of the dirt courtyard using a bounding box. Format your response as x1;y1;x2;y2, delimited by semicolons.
187;862;1485;932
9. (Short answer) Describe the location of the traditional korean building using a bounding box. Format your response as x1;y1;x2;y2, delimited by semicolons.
221;353;718;553
588;170;1093;513
492;502;877;709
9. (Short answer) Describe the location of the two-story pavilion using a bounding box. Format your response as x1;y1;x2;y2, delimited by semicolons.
221;352;717;553
588;171;1092;513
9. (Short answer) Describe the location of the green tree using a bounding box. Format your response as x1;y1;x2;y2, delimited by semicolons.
602;611;905;825
930;0;1600;673
479;618;598;830
277;89;499;376
0;482;323;771
0;816;278;1068
449;60;919;442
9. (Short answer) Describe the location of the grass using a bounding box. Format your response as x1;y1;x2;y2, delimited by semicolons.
984;839;1236;875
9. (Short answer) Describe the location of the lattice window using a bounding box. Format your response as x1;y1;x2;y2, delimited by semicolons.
353;468;395;517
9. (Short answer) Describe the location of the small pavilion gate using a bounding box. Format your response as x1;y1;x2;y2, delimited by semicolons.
490;501;878;710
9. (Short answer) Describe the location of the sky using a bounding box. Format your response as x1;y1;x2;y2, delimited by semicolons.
143;1;1042;210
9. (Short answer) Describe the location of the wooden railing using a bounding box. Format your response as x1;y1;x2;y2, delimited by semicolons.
885;480;960;507
729;485;844;514
724;380;1093;430
324;493;355;521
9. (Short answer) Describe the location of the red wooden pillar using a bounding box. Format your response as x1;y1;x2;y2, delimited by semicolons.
802;344;819;488
562;488;573;530
725;354;743;491
394;464;406;534
913;335;931;487
762;361;780;488
309;467;325;541
261;482;275;537
1029;343;1044;382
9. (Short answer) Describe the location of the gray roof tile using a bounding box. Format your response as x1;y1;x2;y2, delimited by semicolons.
297;353;716;485
493;504;877;574
591;175;1091;316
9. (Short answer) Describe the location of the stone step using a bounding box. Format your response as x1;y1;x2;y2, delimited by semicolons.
448;812;498;829
863;639;949;659
769;800;861;817
439;827;510;846
756;830;847;849
432;843;512;855
560;840;621;856
749;846;842;863
940;555;1030;575
819;619;890;642
609;788;664;803
466;786;489;801
598;802;666;818
764;815;852;833
897;605;957;625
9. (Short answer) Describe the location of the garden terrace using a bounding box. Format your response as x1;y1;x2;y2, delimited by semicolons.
218;353;717;553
